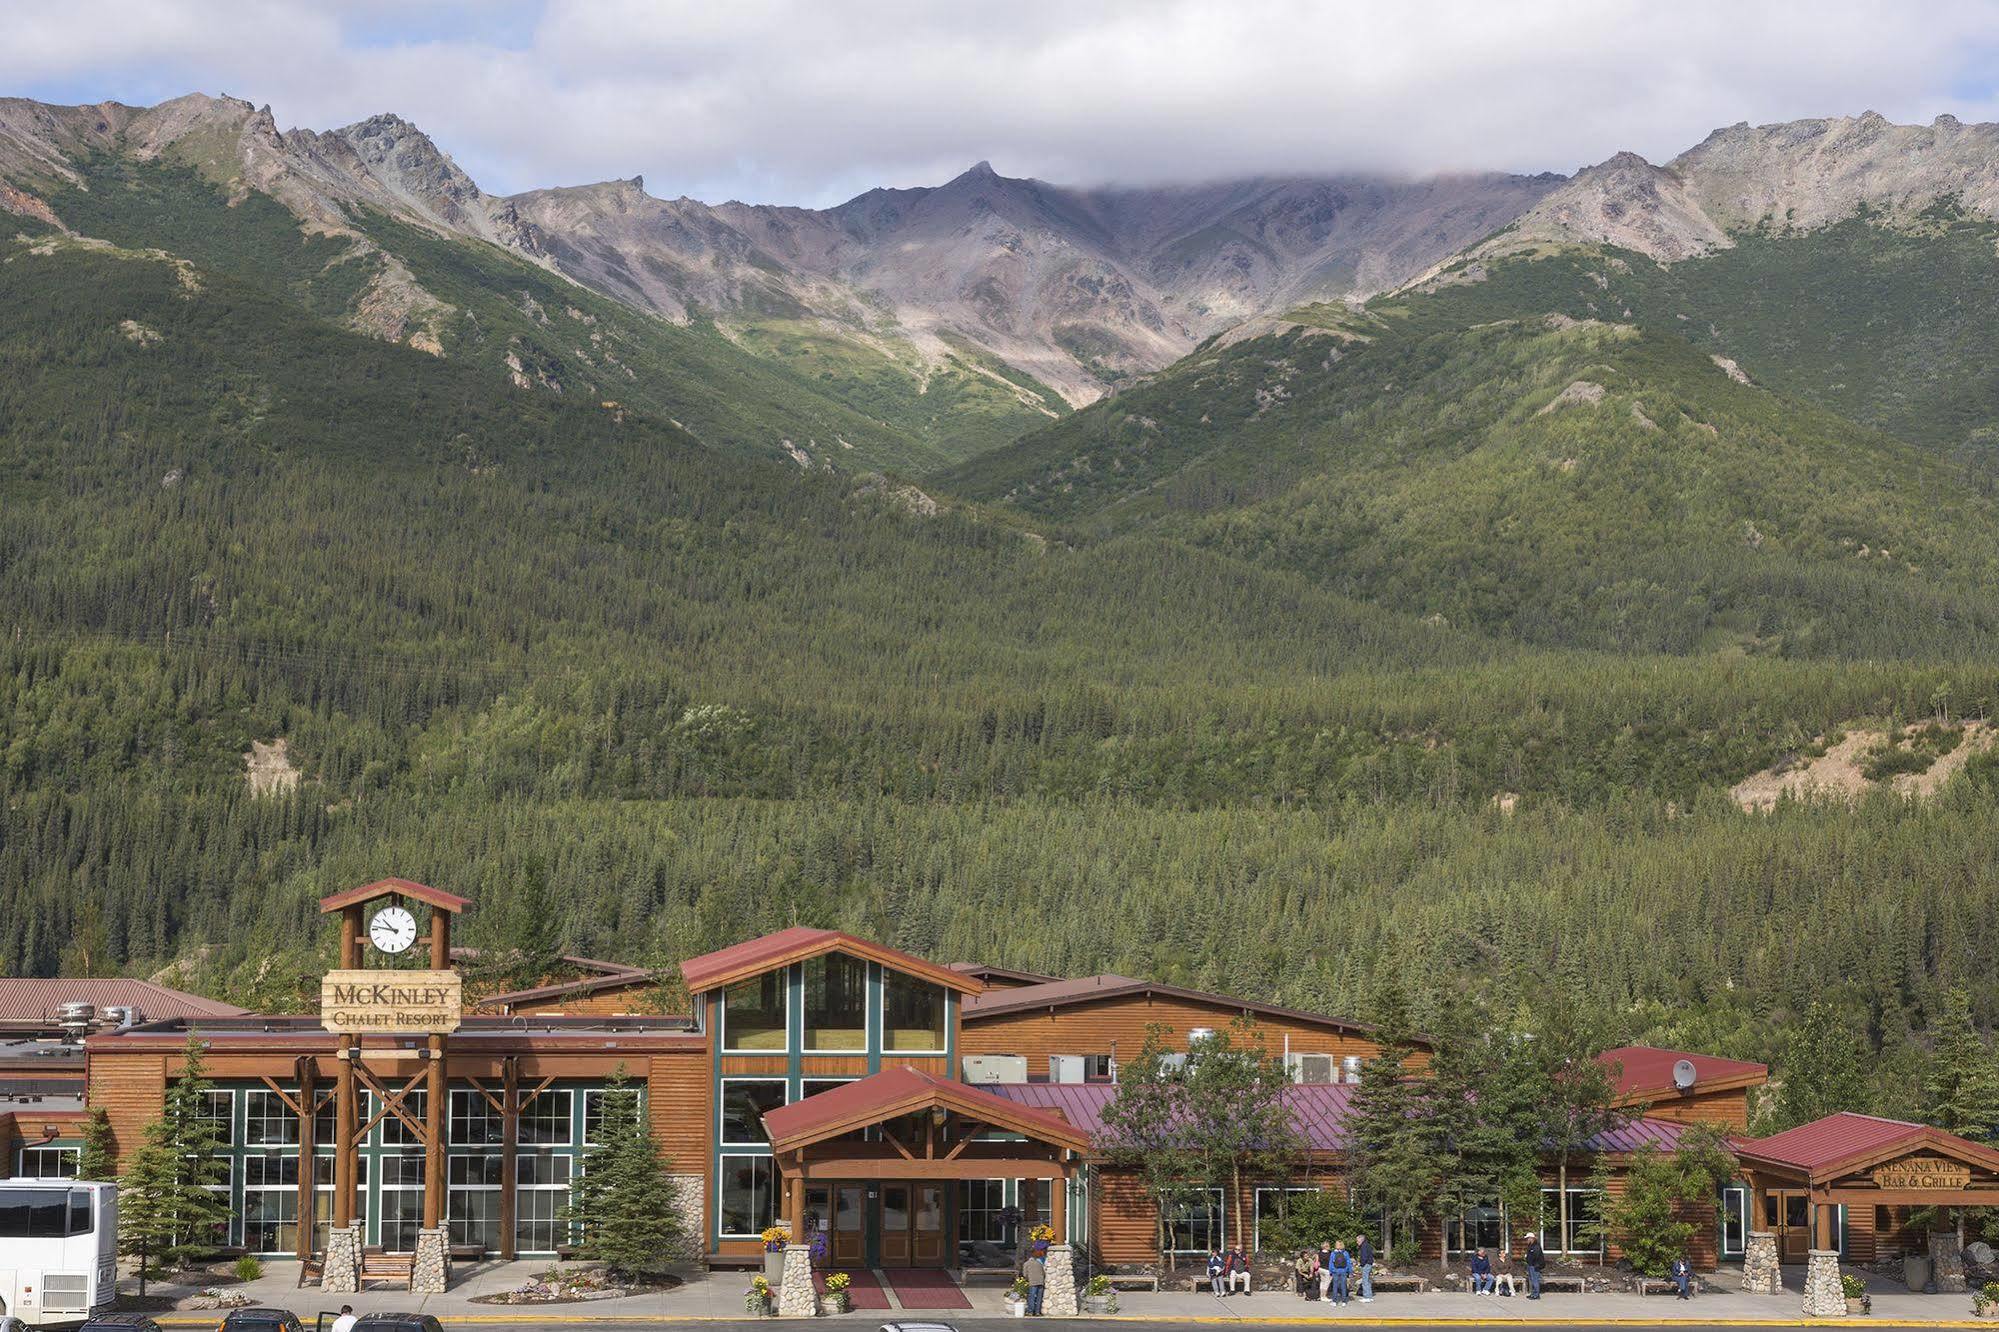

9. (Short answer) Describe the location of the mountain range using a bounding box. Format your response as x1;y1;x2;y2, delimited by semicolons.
7;90;1999;1085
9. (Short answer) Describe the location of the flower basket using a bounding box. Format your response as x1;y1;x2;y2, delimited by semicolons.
746;1274;776;1317
824;1291;850;1314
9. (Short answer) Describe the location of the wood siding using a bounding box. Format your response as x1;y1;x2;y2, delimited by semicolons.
88;1050;166;1169
1630;1087;1752;1131
963;996;1385;1082
648;1051;709;1230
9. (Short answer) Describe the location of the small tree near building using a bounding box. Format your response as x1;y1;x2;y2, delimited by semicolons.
118;1037;231;1290
566;1065;694;1277
1345;982;1445;1259
76;1107;115;1181
1588;1124;1737;1277
1923;987;1998;1140
1180;1014;1306;1254
1099;1023;1205;1271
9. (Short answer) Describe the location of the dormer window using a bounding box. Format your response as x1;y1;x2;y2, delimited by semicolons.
721;972;788;1052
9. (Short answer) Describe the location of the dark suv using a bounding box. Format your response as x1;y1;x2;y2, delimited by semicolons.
77;1317;163;1332
349;1317;444;1332
221;1310;306;1332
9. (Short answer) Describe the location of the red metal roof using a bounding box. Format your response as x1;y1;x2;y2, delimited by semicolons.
761;1065;1089;1151
947;961;1062;986
1597;1045;1768;1099
0;979;247;1025
319;877;470;915
1736;1112;1933;1173
961;973;1379;1037
678;927;980;996
992;1083;1686;1157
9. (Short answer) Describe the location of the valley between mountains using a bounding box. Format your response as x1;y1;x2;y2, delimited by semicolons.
5;94;1999;1105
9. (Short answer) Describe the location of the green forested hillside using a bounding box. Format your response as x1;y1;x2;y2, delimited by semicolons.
7;194;1999;1115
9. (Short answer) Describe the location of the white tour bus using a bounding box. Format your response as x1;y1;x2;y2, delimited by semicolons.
0;1180;115;1326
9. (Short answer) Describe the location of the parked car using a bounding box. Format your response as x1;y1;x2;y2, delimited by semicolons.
77;1316;164;1332
346;1317;443;1332
221;1309;306;1332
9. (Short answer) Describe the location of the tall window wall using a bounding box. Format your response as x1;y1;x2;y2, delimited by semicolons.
203;1079;619;1256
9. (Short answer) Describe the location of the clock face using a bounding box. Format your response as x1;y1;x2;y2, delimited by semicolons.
369;905;419;955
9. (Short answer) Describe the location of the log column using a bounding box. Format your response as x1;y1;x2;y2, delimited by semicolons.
500;1058;519;1261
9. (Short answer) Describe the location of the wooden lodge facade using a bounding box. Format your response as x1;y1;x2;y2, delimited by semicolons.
13;879;1999;1287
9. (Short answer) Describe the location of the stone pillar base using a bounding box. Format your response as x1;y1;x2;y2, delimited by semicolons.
411;1226;450;1294
1742;1231;1781;1295
1802;1250;1844;1318
1930;1230;1968;1294
778;1243;816;1316
321;1223;364;1294
1044;1243;1079;1317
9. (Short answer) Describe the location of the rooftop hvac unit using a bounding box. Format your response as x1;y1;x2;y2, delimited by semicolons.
1287;1053;1338;1085
1049;1054;1087;1085
102;1005;145;1030
961;1054;1028;1085
1342;1055;1364;1084
56;1003;95;1043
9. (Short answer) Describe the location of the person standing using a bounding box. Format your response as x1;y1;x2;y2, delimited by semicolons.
1670;1254;1692;1300
1317;1240;1334;1301
329;1308;357;1332
1355;1232;1375;1303
1329;1239;1352;1306
1524;1233;1545;1300
1024;1249;1047;1315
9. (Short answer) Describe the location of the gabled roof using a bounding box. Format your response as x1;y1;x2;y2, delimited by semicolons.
1734;1112;1999;1181
761;1066;1089;1153
319;877;470;915
0;978;248;1025
960;972;1379;1037
1597;1045;1768;1101
679;926;981;996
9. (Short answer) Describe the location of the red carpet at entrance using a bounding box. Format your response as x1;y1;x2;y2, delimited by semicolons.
817;1268;891;1310
882;1267;973;1310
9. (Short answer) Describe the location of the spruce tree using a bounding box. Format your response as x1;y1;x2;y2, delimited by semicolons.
76;1107;115;1182
1773;1001;1870;1131
567;1066;693;1278
1345;981;1444;1258
115;1134;182;1296
1922;987;1998;1139
117;1035;232;1278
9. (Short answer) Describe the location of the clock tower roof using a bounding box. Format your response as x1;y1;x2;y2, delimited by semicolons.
319;876;470;916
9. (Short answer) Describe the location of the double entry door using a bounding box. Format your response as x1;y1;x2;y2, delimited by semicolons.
819;1182;948;1267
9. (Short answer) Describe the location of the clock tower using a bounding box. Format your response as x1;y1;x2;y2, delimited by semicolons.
316;877;470;1294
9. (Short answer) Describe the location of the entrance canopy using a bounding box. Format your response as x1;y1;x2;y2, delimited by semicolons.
762;1066;1089;1244
1736;1112;1999;1236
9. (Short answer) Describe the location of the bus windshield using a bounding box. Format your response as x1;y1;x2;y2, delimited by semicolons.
0;1186;93;1237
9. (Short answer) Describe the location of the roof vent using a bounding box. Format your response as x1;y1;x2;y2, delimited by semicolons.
1671;1058;1698;1091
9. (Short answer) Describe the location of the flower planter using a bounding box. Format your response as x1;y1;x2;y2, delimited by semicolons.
1846;1298;1870;1316
1083;1295;1111;1314
824;1292;850;1314
1004;1297;1027;1318
764;1251;787;1283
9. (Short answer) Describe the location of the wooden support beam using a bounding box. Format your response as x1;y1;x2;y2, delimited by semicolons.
334;1036;356;1229
1051;1162;1068;1243
793;1156;1068;1181
460;1073;506;1118
423;1034;446;1229
296;1056;317;1260
941;1122;987;1161
352;1064;429;1145
881;1126;916;1161
500;1057;519;1262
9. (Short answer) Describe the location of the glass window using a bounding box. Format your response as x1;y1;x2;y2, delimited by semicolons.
520;1089;573;1146
1446;1202;1507;1255
17;1146;79;1179
1539;1188;1602;1255
379;1153;426;1252
449;1155;503;1252
1722;1185;1747;1257
243;1154;300;1252
1082;1055;1115;1082
720;1155;778;1238
723;973;789;1052
0;1187;93;1237
379;1089;428;1147
722;1080;787;1146
516;1155;573;1253
801;1078;853;1099
198;1089;235;1144
1253;1186;1320;1252
883;972;946;1052
1165;1187;1224;1254
803;953;868;1051
450;1088;503;1146
204;1156;237;1248
959;1179;1013;1251
245;1089;299;1146
583;1086;642;1145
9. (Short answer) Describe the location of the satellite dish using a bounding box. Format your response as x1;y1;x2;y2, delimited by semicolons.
1671;1059;1698;1091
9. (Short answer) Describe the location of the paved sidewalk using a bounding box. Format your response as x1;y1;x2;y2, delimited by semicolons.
131;1259;1991;1325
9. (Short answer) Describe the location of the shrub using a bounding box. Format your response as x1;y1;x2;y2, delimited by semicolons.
1841;1274;1867;1300
1257;1190;1364;1256
233;1255;263;1282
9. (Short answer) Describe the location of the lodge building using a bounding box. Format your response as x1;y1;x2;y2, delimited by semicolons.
6;877;1999;1310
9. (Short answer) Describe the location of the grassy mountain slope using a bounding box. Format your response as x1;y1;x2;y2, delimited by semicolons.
943;250;1999;658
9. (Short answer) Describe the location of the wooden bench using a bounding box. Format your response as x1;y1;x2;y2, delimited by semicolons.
448;1243;486;1263
297;1254;324;1288
1638;1277;1699;1297
360;1251;415;1290
1103;1273;1159;1292
1539;1276;1585;1294
1371;1274;1428;1293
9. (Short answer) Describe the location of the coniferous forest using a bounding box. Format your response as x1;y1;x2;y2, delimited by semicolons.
7;142;1999;1124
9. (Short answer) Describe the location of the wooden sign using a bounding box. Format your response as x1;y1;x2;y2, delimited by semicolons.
321;969;462;1035
1870;1156;1973;1191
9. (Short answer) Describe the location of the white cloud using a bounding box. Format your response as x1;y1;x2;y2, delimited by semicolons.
4;0;1998;206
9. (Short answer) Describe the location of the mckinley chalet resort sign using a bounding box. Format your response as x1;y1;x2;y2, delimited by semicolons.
320;969;463;1034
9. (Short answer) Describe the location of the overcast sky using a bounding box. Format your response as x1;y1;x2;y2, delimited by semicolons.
7;0;1999;207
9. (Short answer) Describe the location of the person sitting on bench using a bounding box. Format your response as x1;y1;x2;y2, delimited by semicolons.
1294;1247;1320;1298
1225;1245;1252;1294
1493;1249;1519;1296
1207;1250;1227;1296
1469;1248;1495;1295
